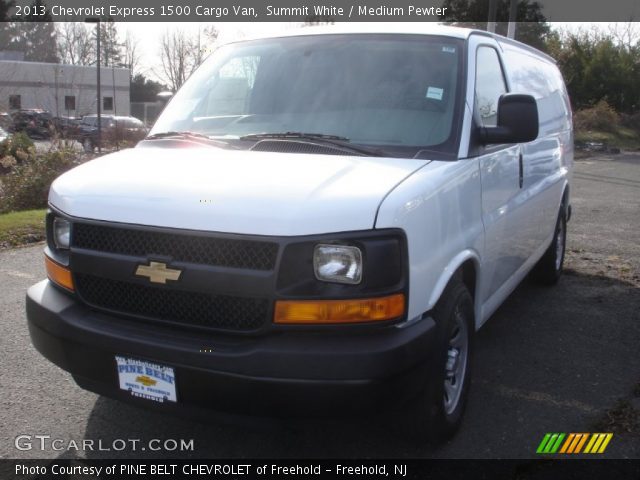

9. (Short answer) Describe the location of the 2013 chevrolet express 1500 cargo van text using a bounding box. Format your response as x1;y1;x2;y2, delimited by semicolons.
26;25;573;442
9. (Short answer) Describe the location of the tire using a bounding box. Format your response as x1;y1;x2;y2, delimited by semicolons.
532;207;567;285
398;277;474;444
82;138;94;153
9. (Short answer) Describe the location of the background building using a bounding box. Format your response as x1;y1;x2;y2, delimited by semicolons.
0;59;130;117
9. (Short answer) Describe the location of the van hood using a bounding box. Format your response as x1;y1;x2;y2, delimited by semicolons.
50;145;428;236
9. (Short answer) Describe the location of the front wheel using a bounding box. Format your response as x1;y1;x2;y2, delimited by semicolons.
532;207;567;285
399;278;474;444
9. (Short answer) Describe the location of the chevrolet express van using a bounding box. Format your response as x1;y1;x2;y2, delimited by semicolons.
26;25;573;442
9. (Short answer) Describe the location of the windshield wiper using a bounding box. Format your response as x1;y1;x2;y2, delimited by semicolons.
146;131;213;140
240;132;350;142
239;132;388;157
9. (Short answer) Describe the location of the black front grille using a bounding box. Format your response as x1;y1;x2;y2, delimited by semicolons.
72;223;278;271
75;273;269;332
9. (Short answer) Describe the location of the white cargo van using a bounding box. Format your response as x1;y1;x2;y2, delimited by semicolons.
26;24;573;442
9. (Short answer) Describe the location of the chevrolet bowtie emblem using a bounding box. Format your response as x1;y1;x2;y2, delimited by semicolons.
135;261;182;284
135;375;157;387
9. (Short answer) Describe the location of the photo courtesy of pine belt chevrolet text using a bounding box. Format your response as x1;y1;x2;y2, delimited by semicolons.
25;24;573;443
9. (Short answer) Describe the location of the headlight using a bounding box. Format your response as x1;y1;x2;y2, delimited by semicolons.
52;218;71;249
313;244;362;285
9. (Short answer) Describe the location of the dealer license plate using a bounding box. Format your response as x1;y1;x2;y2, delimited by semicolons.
115;356;177;403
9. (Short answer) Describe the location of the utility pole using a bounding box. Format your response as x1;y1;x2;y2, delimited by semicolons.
507;0;518;38
86;18;101;153
54;65;59;118
112;66;117;116
487;0;497;33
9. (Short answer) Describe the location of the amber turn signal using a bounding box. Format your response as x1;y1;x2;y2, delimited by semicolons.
274;293;405;324
45;255;74;291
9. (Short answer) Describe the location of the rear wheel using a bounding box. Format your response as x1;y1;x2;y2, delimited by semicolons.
399;277;474;443
532;207;567;285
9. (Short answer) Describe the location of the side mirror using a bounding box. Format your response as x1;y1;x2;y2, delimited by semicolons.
479;93;539;144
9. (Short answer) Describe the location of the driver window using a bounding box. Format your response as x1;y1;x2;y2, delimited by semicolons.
475;47;507;127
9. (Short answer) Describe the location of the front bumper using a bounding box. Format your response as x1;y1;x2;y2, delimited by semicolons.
26;280;437;416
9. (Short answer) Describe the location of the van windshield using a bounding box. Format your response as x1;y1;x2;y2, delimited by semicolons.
151;34;464;159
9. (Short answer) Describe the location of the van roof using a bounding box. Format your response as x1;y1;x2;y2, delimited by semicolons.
234;23;474;43
230;23;555;63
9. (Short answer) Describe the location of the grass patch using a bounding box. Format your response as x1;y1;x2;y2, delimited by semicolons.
575;127;640;150
0;209;46;249
573;101;640;151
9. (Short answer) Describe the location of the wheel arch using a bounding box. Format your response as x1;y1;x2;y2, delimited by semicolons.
427;250;481;329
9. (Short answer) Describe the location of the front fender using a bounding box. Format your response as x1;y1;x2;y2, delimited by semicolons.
375;159;484;327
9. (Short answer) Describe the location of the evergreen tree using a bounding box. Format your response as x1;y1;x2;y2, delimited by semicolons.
547;29;640;113
0;0;16;52
8;0;58;62
130;74;167;103
97;20;123;67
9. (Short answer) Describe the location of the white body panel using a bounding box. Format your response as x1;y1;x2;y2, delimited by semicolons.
48;25;573;330
374;159;484;321
50;145;427;236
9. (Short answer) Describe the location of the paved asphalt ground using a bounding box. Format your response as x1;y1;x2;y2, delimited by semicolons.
1;153;638;460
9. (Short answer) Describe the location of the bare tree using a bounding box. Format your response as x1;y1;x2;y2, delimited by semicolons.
56;22;95;66
123;30;141;77
190;26;205;71
158;29;191;92
608;21;640;52
157;26;218;92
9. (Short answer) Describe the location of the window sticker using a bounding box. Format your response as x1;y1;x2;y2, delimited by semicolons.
442;46;456;53
426;87;444;101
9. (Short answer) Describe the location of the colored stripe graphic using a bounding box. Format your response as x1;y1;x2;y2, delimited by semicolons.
574;433;589;453
597;433;614;453
584;433;614;453
537;433;613;454
584;433;599;453
550;433;565;453
567;433;584;453
559;433;575;453
537;433;565;453
536;433;552;453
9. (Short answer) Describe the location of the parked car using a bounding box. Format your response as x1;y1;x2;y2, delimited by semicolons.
26;25;573;443
11;109;53;139
51;116;82;139
77;115;147;151
79;114;116;128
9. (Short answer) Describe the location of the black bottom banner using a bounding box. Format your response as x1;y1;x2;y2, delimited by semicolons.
1;459;639;480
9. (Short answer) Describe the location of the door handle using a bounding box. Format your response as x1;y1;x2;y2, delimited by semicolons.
518;153;524;189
